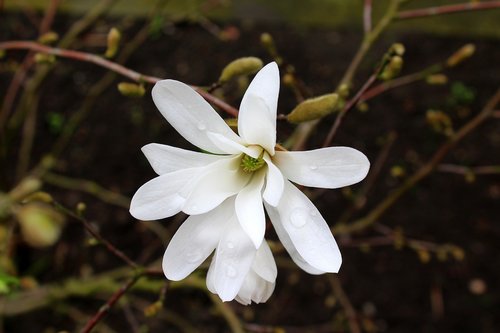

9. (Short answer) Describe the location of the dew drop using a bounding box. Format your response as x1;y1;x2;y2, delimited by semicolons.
310;210;318;217
226;241;235;249
289;208;309;228
309;165;318;170
185;251;202;263
225;264;237;278
197;123;206;131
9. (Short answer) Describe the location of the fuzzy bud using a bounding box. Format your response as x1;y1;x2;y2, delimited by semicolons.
34;53;56;64
446;44;475;67
426;109;453;136
105;27;121;59
38;31;59;45
380;55;403;81
117;82;145;97
390;43;405;56
218;57;263;83
287;93;339;123
426;74;448;85
15;202;65;248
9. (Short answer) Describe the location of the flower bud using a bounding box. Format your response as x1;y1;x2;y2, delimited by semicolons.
117;82;145;97
38;31;59;45
390;43;405;56
105;27;121;59
426;109;453;136
218;57;263;83
446;44;475;67
34;53;56;64
22;191;53;204
426;74;448;85
287;93;339;123
15;202;65;248
379;55;403;81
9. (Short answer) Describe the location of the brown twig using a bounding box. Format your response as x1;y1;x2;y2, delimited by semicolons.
329;276;361;333
335;88;500;234
360;64;442;103
80;275;141;333
363;0;373;34
437;164;500;175
0;41;238;117
323;69;379;147
397;1;500;20
54;202;138;269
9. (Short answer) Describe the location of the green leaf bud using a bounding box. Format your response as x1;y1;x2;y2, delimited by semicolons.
105;27;121;59
218;57;263;83
379;55;403;81
287;93;339;123
390;43;405;56
38;31;59;45
34;53;56;64
117;82;146;97
446;44;475;67
15;202;65;248
426;74;448;85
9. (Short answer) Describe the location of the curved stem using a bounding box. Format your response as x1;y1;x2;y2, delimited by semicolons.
335;88;500;234
397;1;500;20
0;41;238;117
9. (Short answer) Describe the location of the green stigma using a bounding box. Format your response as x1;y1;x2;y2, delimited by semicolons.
240;154;265;173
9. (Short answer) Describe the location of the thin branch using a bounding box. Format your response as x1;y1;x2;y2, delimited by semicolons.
397;1;500;20
80;275;141;333
335;88;500;234
323;68;380;147
329;276;361;333
0;41;238;117
360;64;442;103
437;164;500;175
54;202;138;268
363;0;373;34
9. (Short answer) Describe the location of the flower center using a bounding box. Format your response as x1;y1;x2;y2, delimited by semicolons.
240;153;265;173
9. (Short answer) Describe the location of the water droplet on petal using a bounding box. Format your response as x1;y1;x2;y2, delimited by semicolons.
225;264;237;278
185;251;202;263
227;241;235;249
309;165;318;170
290;208;309;228
197;123;206;131
310;210;318;217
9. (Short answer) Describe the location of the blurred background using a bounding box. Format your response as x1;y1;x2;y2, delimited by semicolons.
1;1;499;332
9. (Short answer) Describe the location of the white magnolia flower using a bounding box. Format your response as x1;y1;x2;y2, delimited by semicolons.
130;62;370;301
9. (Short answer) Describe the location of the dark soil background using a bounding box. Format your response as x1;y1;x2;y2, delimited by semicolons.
1;10;500;333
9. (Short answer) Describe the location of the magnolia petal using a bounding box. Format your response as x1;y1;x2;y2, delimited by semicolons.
252;241;278;282
235;270;259;305
274;147;370;189
207;131;261;158
162;200;232;280
130;168;200;220
213;216;256;302
182;157;250;215
238;62;279;155
271;181;342;272
235;170;266;248
259;280;275;303
152;80;242;154
262;154;284;206
142;143;222;175
206;256;217;294
265;202;325;275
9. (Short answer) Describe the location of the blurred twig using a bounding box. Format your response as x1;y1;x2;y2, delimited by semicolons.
54;201;138;268
397;1;500;20
329;276;360;333
0;41;239;117
80;275;141;333
44;172;130;208
335;88;500;234
363;0;373;34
